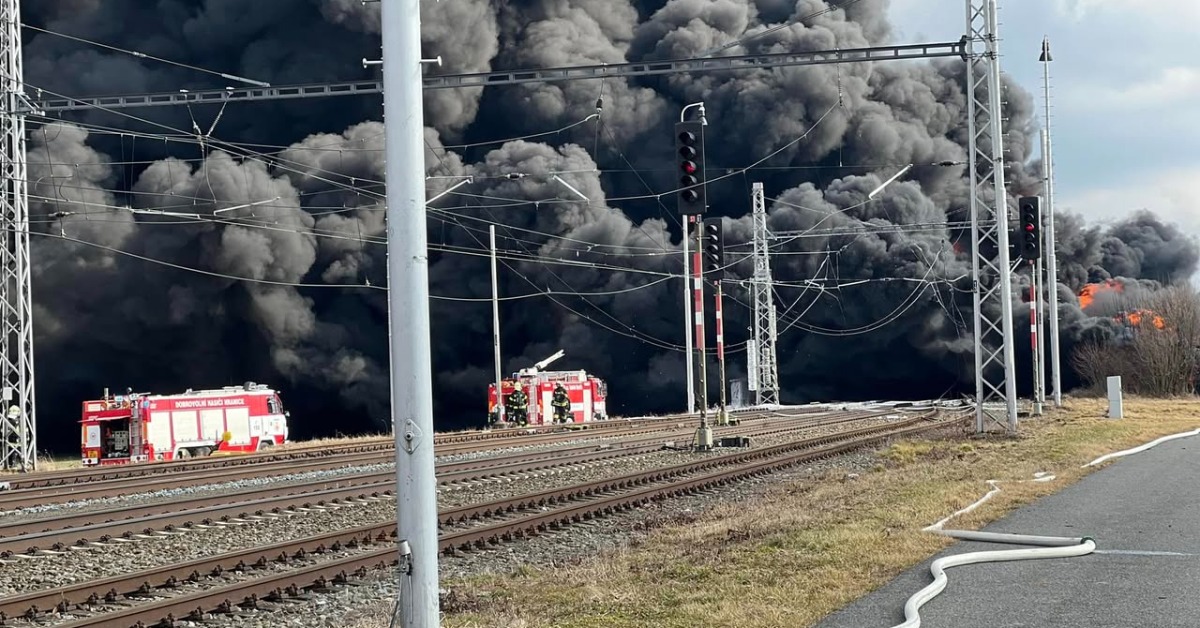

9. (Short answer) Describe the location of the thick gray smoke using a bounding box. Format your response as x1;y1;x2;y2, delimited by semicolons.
313;0;501;136
20;0;1198;447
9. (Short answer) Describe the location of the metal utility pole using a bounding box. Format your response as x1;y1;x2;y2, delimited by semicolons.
683;215;695;414
382;0;440;625
1040;37;1063;407
749;183;779;406
692;219;711;447
714;278;728;426
490;225;504;426
1029;262;1044;415
699;217;727;427
966;0;1019;433
0;0;36;472
1035;256;1046;410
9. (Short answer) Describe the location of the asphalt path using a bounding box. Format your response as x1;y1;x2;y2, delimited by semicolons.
816;430;1200;628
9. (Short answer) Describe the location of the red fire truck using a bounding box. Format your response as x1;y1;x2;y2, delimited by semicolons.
487;350;608;426
80;383;290;466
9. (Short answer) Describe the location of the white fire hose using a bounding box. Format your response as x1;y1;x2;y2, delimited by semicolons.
889;426;1200;628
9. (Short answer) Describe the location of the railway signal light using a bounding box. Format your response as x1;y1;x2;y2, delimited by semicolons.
675;121;706;216
703;218;724;280
1017;196;1041;261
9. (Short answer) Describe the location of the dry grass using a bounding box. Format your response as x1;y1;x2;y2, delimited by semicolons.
275;431;393;450
420;396;1200;628
0;450;82;475
35;452;82;471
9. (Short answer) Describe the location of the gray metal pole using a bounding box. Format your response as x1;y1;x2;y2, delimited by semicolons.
382;0;441;625
988;0;1019;431
1041;37;1063;407
966;0;1019;432
1033;258;1045;415
491;225;504;425
683;216;695;414
693;218;712;449
0;0;37;472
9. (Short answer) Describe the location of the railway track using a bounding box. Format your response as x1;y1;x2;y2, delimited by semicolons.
3;409;965;627
0;407;839;511
0;410;871;555
1;410;781;491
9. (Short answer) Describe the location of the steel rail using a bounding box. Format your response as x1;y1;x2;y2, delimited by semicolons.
0;408;840;510
0;412;804;511
0;412;714;491
38;412;965;628
0;411;855;554
8;405;825;491
0;424;676;509
440;413;968;554
436;410;939;527
0;522;397;622
0;483;394;557
3;414;848;619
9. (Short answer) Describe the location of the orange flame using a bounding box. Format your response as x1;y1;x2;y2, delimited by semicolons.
1078;279;1123;310
1116;309;1166;330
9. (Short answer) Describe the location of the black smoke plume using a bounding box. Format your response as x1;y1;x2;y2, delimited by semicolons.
21;0;1198;451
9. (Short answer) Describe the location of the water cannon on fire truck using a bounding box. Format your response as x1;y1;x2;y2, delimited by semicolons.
488;350;608;426
518;350;565;377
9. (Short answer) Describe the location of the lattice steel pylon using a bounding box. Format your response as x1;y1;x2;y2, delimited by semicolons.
0;0;36;471
966;0;1018;433
749;183;779;406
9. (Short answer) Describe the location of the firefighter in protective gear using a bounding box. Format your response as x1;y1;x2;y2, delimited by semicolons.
551;384;571;424
506;385;529;426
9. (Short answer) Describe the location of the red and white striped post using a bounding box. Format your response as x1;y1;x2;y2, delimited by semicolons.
692;220;707;426
1029;281;1037;353
714;279;728;425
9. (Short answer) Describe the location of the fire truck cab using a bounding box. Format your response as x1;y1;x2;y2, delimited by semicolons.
80;383;290;466
487;350;608;426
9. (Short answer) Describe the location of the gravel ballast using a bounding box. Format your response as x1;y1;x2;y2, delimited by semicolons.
0;432;672;522
258;447;892;628
0;413;939;627
0;418;888;596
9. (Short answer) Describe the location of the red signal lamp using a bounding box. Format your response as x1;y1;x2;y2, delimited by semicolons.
681;161;697;175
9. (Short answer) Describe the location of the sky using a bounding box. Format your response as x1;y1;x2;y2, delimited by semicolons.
887;0;1200;242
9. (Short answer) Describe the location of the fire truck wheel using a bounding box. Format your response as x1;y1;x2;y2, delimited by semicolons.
257;441;274;451
195;447;212;457
176;448;192;459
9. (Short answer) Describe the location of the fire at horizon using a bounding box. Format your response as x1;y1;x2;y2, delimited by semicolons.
1076;280;1168;330
1117;309;1167;330
1078;279;1123;310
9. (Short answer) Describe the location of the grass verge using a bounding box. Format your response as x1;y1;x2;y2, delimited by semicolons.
437;397;1200;628
0;451;81;474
